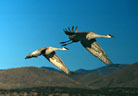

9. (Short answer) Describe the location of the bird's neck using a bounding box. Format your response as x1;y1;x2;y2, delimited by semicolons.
94;34;108;38
57;47;67;50
52;48;64;51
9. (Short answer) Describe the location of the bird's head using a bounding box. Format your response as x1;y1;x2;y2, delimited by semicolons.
61;47;69;50
106;34;114;38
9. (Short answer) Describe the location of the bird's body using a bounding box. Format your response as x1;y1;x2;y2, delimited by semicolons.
25;47;70;74
65;31;113;41
68;32;87;42
60;26;114;65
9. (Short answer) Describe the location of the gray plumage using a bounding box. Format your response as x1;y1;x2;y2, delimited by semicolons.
60;26;114;65
25;47;70;74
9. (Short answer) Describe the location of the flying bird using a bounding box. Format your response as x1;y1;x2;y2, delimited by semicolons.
60;26;114;65
25;46;70;74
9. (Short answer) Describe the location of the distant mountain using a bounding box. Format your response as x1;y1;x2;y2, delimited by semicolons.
0;67;81;89
90;64;129;75
41;66;59;71
69;64;129;80
88;62;138;88
75;69;91;74
75;64;129;75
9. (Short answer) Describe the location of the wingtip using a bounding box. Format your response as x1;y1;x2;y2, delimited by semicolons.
25;56;28;59
107;62;113;65
75;26;78;32
65;71;71;75
25;55;32;59
25;57;29;59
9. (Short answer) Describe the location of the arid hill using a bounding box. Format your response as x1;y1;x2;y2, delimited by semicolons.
44;64;129;80
77;64;129;85
0;67;80;89
88;62;138;88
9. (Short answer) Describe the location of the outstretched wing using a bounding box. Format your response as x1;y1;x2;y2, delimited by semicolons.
44;52;70;74
25;48;45;59
64;26;78;35
80;39;111;65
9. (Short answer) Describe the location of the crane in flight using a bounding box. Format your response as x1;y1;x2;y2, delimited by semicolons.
60;26;114;65
25;46;70;74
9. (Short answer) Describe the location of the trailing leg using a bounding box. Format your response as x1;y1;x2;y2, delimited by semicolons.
60;40;71;44
61;41;74;46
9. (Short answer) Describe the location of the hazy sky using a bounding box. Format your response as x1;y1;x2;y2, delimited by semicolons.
0;0;138;71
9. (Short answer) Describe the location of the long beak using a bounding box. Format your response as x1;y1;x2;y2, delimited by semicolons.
63;47;69;50
111;35;115;38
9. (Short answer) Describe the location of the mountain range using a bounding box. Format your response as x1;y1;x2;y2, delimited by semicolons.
0;62;138;89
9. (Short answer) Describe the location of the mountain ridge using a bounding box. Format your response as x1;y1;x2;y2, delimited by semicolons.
0;63;137;89
0;67;81;89
88;62;138;88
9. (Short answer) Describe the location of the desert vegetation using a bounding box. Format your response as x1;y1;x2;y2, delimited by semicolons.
0;87;138;96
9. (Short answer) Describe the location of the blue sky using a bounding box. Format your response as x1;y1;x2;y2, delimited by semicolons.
0;0;138;71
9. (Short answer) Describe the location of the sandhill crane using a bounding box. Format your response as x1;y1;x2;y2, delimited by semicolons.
60;26;114;65
25;47;70;74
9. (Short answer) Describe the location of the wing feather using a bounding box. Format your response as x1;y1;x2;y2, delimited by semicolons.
75;26;78;32
72;26;74;32
25;48;45;59
81;39;111;65
64;31;75;35
44;52;70;74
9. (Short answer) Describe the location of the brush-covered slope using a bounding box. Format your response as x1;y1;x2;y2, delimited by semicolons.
70;64;129;80
88;62;138;88
90;64;129;75
78;73;100;85
0;67;80;89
